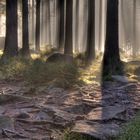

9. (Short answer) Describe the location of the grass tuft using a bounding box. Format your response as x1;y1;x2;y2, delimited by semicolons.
117;114;140;140
62;131;97;140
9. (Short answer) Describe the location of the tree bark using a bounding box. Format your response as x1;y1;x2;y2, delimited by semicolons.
98;0;103;52
103;0;122;76
46;0;51;45
75;0;79;53
132;0;137;57
32;0;35;48
3;0;18;58
86;0;95;64
58;0;65;50
22;0;30;56
64;0;73;56
35;0;41;52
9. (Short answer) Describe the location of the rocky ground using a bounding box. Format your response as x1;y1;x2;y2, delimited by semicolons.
0;77;139;140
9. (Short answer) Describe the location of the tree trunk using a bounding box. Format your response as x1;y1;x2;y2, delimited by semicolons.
46;0;51;45
3;0;18;58
75;0;79;53
86;0;95;64
132;0;137;57
35;0;41;52
22;0;30;56
32;0;35;48
58;0;65;50
103;0;122;76
64;0;73;56
98;0;103;52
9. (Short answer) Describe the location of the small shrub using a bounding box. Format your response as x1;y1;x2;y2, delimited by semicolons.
40;47;58;58
0;56;80;88
25;59;80;88
0;57;31;80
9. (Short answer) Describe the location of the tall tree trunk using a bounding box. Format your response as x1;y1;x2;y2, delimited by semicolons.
64;0;73;56
46;0;51;45
35;0;41;52
75;0;79;53
32;0;35;48
103;0;122;76
98;0;103;52
3;0;18;58
86;0;95;63
58;0;64;50
119;0;126;51
132;0;137;57
22;0;30;56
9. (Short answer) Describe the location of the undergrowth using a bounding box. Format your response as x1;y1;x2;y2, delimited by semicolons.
0;57;80;88
117;113;140;140
62;132;98;140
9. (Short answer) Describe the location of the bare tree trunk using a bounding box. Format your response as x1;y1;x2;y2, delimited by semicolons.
132;0;137;57
3;0;18;58
35;0;41;52
86;0;95;63
58;0;65;50
75;0;79;53
64;0;73;56
103;0;122;76
46;0;51;45
32;0;35;48
98;0;103;52
22;0;30;56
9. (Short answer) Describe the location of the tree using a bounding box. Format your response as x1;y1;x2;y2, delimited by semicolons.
64;0;73;56
46;0;51;45
98;0;103;51
58;0;65;50
3;0;18;58
35;0;41;52
132;0;137;57
102;0;122;76
86;0;95;64
21;0;30;56
32;0;35;47
75;0;79;53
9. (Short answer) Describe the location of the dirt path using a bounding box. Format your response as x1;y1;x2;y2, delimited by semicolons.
0;79;139;140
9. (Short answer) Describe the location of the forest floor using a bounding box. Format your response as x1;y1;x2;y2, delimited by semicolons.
0;59;139;140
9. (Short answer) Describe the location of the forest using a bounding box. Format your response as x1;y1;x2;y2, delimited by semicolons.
0;0;140;139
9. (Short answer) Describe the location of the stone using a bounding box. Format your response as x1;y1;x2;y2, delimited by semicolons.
87;104;126;121
33;111;52;121
112;75;129;83
46;53;73;63
0;116;15;133
0;106;5;115
72;120;120;140
16;112;30;119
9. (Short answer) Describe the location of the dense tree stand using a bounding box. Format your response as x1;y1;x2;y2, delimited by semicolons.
102;0;123;77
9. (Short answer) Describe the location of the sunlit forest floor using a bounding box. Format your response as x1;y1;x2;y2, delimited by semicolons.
0;50;140;139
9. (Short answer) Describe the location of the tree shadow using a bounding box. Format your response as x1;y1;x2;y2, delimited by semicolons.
99;59;139;139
